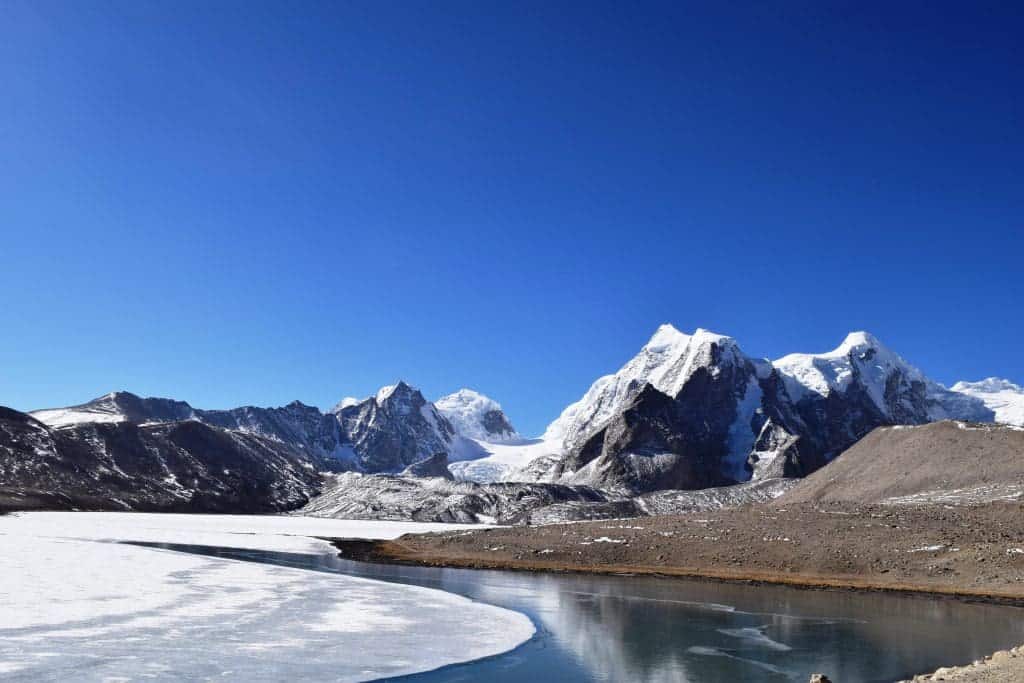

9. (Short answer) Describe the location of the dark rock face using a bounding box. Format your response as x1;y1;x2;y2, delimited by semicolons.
401;452;454;480
481;409;516;440
334;382;456;473
0;407;322;513
552;385;733;494
197;401;350;471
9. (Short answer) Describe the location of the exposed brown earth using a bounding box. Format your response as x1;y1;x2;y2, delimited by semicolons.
335;502;1024;602
781;422;1024;505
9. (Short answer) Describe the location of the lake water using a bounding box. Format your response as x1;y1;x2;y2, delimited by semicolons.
133;542;1024;683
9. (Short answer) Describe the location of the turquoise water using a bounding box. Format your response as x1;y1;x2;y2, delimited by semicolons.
135;542;1024;682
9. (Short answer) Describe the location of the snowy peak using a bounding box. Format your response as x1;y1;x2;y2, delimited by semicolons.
332;381;423;415
772;330;995;425
950;377;1024;426
644;323;690;350
375;383;400;403
774;331;921;404
435;389;519;443
31;391;195;428
837;330;883;352
543;324;751;450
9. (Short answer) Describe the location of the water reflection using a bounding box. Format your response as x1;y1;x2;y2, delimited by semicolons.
131;542;1024;683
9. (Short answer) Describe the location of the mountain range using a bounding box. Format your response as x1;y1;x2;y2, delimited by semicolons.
3;324;1023;518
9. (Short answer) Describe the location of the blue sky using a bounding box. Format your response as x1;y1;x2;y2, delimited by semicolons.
1;1;1021;436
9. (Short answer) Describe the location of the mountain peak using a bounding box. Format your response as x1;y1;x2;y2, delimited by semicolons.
376;380;419;403
436;388;518;443
838;331;883;352
101;390;139;403
647;322;687;343
644;324;736;352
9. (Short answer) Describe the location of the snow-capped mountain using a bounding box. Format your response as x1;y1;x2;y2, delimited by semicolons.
435;389;518;443
535;326;785;493
544;326;763;452
950;378;1024;426
524;325;996;494
333;381;457;473
773;332;991;425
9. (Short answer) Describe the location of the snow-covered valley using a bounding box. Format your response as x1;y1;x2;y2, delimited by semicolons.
0;512;535;682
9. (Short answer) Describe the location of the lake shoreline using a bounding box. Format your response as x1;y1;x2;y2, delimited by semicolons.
330;537;1024;607
329;501;1024;606
332;501;1024;682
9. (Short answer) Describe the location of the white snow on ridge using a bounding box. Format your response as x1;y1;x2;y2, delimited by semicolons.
335;396;364;410
772;331;920;408
951;378;1024;426
28;407;126;428
543;324;745;450
375;384;399;403
0;513;534;681
436;388;519;443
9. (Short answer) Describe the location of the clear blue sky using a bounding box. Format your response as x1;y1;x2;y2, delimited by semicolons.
1;1;1021;436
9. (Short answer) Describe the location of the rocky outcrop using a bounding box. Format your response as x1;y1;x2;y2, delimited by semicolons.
548;384;733;494
401;452;454;480
899;645;1024;682
196;400;350;469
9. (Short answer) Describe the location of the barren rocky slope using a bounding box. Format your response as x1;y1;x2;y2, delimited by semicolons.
781;421;1024;505
0;407;321;512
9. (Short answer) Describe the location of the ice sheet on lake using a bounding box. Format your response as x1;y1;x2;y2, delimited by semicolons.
0;510;478;553
0;513;534;682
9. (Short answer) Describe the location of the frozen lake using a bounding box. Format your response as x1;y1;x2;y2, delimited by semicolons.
3;511;1024;682
0;513;533;681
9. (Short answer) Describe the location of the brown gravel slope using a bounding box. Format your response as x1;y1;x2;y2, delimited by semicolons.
781;422;1024;505
340;502;1024;600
